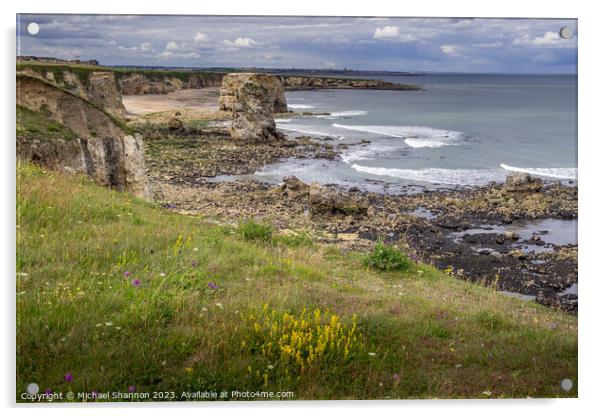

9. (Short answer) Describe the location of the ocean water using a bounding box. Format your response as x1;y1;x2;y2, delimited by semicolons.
250;74;577;192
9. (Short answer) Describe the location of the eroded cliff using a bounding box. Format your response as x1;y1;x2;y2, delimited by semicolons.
17;75;153;201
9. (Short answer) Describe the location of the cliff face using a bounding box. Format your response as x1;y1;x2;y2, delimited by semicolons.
280;76;422;91
17;66;127;121
116;72;224;95
219;73;288;113
17;75;153;201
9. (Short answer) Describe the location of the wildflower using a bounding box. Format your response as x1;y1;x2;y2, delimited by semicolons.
185;367;193;375
105;322;113;327
551;322;558;330
63;372;73;383
191;260;198;267
482;391;492;397
393;373;400;381
201;307;208;312
267;364;274;370
124;271;130;278
91;390;99;399
368;352;376;357
193;248;199;251
208;282;218;290
44;388;53;397
160;273;166;277
132;279;141;287
215;303;224;309
128;385;136;393
410;252;419;262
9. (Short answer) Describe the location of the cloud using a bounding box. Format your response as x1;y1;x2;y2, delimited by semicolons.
440;44;460;57
472;41;504;48
157;50;200;59
373;26;399;39
194;32;208;45
16;15;577;73
323;61;336;68
223;37;258;49
513;31;575;48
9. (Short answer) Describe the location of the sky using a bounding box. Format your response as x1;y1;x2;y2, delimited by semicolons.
16;15;577;74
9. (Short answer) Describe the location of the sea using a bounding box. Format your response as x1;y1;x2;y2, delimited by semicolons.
231;73;577;193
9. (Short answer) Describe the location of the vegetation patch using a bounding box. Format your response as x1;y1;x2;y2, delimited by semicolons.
364;242;414;272
16;164;578;400
16;105;78;141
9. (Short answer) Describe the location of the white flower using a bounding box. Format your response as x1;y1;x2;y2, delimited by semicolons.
160;273;166;277
368;352;376;357
215;303;224;309
193;248;199;251
267;365;274;370
105;322;113;326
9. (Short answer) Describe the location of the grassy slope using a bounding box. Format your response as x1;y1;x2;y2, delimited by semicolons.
16;164;577;401
17;61;225;84
17;105;78;142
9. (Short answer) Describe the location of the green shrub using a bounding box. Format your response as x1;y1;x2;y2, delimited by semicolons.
237;220;273;243
364;242;413;272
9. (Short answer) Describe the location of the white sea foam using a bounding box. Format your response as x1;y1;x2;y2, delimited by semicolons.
350;165;505;186
500;163;577;180
277;123;335;137
275;118;292;123
288;104;315;109
316;110;368;119
404;138;451;148
341;143;401;163
332;123;463;148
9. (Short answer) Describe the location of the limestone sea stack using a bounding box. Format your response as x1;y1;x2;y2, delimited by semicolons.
227;75;286;142
219;73;288;113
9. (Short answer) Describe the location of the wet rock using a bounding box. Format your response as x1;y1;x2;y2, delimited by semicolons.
309;183;369;217
503;173;543;194
275;176;310;200
167;116;184;131
504;231;520;240
508;249;527;260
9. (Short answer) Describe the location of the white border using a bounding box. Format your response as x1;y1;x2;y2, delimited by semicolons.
2;1;601;415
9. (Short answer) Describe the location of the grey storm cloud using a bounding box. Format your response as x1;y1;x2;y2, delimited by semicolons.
16;14;577;73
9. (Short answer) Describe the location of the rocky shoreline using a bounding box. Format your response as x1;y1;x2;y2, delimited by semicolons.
141;127;578;314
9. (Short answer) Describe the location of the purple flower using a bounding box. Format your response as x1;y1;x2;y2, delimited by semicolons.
128;385;136;393
191;260;198;267
207;282;218;290
124;271;130;278
44;388;53;397
91;390;99;399
63;372;73;383
132;278;141;287
393;373;400;381
409;252;419;262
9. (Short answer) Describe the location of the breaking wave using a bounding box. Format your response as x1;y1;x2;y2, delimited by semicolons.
500;164;577;180
332;124;464;148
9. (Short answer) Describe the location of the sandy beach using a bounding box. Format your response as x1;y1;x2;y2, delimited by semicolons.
122;87;220;116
